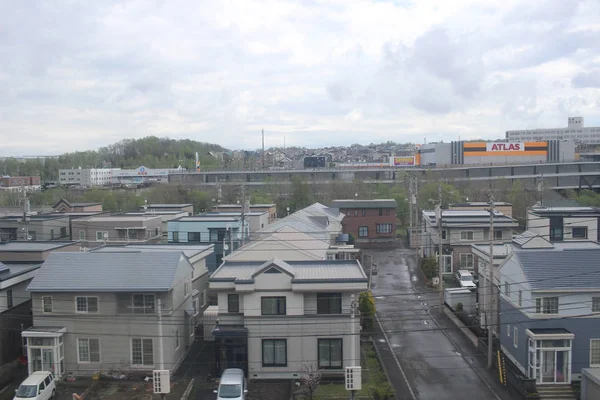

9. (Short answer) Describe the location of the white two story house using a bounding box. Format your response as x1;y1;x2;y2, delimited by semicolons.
208;258;368;379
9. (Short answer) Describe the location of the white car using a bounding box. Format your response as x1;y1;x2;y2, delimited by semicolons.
214;368;247;400
455;270;476;289
14;371;56;400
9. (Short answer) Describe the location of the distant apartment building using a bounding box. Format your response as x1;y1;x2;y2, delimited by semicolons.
506;117;600;144
0;176;41;191
331;199;397;243
112;166;184;185
58;168;118;187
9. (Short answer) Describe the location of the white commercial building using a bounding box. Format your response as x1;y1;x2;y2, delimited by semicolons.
111;165;185;185
506;117;600;144
58;168;118;186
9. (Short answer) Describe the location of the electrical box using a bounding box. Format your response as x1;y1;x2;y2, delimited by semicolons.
153;370;171;394
345;366;362;391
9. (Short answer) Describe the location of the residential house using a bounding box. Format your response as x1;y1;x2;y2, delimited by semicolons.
144;203;194;216
527;205;600;242
330;199;397;244
53;199;103;213
215;204;277;224
0;215;71;242
450;202;513;218
208;258;367;379
71;214;163;248
0;241;81;263
121;210;188;239
24;251;197;377
421;210;518;274
202;211;270;233
0;262;41;365
257;203;345;245
499;241;600;384
168;215;249;268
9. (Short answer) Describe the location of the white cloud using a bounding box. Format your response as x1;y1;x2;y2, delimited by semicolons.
1;0;600;156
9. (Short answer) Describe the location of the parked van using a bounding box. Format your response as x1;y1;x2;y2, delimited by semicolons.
14;371;56;400
214;368;247;400
455;270;476;289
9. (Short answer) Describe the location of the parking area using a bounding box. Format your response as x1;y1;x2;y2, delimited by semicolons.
55;378;191;400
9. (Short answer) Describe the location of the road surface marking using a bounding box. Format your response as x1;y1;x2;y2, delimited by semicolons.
376;313;417;400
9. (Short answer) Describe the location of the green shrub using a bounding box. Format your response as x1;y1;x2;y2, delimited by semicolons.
420;256;438;280
359;291;376;330
370;381;395;400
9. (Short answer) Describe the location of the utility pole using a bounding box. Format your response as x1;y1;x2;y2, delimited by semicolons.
408;173;414;228
262;129;265;170
437;184;444;307
487;195;495;369
413;174;419;229
240;185;248;246
20;188;30;241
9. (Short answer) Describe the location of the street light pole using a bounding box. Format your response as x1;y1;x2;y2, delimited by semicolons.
487;195;495;369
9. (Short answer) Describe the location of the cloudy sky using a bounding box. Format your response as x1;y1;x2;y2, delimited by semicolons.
1;0;600;156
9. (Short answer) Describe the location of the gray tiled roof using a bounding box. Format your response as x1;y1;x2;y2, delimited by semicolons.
27;252;185;292
210;258;367;283
515;249;600;290
330;199;397;209
0;241;78;252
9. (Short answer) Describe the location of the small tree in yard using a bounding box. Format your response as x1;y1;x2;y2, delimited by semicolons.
359;291;376;330
300;363;322;400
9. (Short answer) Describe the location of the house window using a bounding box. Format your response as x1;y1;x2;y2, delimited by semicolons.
504;282;510;297
7;289;13;308
494;230;503;240
386;209;390;216
460;231;474;240
441;230;447;240
76;297;99;313
317;293;342;314
535;297;559;314
518;291;522;307
77;338;100;363
42;296;53;313
358;226;369;237
261;297;286;315
460;254;474;269
228;294;240;313
202;290;208;308
60;227;67;237
354;210;358;217
175;329;180;350
184;281;189;297
188;232;201;242
131;338;153;366
79;231;85;240
50;229;55;240
376;224;393;234
96;231;108;241
592;297;600;312
513;327;518;348
318;339;343;369
572;227;588;239
379;208;383;216
262;339;287;367
590;339;600;367
132;294;155;314
507;324;511;337
346;211;351;217
362;210;367;217
172;232;179;242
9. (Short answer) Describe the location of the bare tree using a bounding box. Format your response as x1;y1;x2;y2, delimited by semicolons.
300;363;322;400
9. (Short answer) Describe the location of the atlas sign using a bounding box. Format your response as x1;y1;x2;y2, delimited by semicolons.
486;142;524;152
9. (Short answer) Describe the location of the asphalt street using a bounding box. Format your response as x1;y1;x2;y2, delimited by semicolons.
369;247;517;400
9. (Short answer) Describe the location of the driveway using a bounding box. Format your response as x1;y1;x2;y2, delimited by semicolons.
369;247;516;400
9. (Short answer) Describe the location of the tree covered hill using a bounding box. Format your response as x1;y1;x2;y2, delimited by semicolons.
0;136;227;180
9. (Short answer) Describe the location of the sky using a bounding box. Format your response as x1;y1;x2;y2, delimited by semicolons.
1;0;600;156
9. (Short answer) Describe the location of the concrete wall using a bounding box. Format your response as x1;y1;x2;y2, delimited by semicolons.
526;211;548;238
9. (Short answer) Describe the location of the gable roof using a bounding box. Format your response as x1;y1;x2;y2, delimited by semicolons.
259;203;343;236
225;226;329;261
252;259;295;278
53;199;102;208
515;248;600;290
27;252;187;292
331;199;397;209
512;231;554;249
210;258;367;283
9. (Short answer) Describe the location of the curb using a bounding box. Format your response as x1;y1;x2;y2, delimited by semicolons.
369;336;394;396
181;378;195;400
442;307;479;347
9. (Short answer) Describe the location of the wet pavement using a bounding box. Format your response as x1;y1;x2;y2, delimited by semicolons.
369;247;517;400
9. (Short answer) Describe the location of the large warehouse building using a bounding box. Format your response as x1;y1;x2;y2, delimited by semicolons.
416;140;575;167
506;117;600;144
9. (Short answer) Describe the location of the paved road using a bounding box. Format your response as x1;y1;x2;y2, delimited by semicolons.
369;248;516;400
